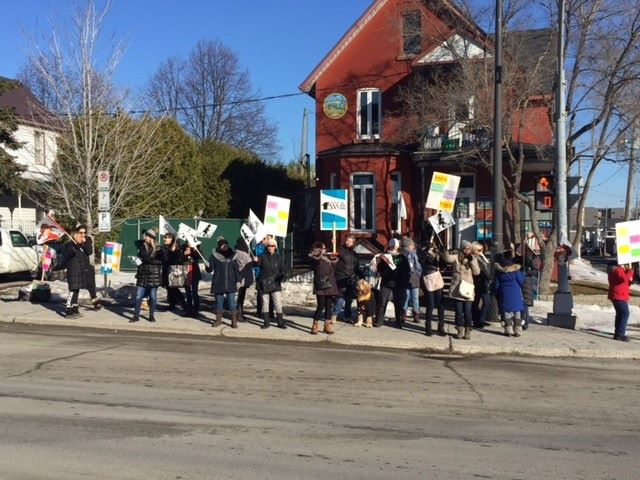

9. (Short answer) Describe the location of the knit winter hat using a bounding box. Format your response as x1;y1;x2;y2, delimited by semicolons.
387;238;400;251
460;240;472;249
144;229;157;239
217;236;229;248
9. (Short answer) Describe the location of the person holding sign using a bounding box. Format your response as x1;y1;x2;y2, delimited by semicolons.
373;238;410;329
607;262;634;342
131;229;163;323
308;242;340;334
442;240;480;339
60;225;101;318
256;237;287;329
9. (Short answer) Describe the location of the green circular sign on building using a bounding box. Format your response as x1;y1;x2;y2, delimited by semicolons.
323;93;348;119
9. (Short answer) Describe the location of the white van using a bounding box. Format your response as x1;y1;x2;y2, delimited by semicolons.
0;228;39;275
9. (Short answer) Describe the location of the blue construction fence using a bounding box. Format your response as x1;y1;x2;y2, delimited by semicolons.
117;217;294;272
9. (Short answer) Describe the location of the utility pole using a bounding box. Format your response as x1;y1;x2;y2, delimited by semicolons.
491;0;504;259
624;124;636;221
301;108;311;189
548;0;576;329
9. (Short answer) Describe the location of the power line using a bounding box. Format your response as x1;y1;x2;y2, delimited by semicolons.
127;91;306;115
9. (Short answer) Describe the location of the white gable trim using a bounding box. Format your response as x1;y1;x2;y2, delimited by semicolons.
415;34;487;65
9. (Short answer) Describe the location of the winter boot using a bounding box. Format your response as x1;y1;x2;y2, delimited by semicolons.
513;317;522;337
129;314;139;323
456;326;464;339
310;320;319;335
354;314;364;327
260;314;270;329
365;316;373;328
91;297;103;310
425;319;433;336
64;307;79;319
413;312;420;323
72;305;82;317
276;313;287;329
323;320;334;335
213;310;223;328
463;326;471;340
148;313;156;323
437;321;446;336
502;317;513;337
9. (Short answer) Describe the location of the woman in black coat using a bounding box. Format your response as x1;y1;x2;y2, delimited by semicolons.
256;237;287;329
161;233;185;310
60;225;100;318
132;229;163;323
308;241;339;335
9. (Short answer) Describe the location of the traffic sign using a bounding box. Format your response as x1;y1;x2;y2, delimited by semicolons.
98;211;111;232
98;190;110;211
98;171;110;191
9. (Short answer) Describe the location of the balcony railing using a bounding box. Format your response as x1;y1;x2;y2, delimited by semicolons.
421;128;490;152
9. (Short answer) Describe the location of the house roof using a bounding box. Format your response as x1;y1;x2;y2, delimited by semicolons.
0;76;63;131
493;28;557;94
299;0;488;96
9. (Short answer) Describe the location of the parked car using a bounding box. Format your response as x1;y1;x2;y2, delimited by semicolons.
0;228;39;275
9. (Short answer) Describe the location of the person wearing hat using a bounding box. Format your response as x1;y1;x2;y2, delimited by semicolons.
308;241;340;334
494;249;526;337
206;237;241;328
132;228;163;323
442;240;480;339
373;237;410;328
59;224;101;318
256;237;287;329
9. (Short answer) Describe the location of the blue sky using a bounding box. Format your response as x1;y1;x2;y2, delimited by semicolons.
0;0;627;207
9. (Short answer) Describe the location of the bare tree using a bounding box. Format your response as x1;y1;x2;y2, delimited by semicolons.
145;39;279;159
551;0;640;251
399;4;556;249
22;0;177;231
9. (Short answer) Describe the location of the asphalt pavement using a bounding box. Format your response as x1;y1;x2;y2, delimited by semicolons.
1;291;638;359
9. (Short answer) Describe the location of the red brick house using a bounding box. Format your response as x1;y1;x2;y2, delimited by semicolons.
300;0;555;250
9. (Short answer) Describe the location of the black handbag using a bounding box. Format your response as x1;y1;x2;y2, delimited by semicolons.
315;275;332;290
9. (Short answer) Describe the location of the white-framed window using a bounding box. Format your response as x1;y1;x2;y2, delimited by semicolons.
391;172;402;232
357;88;381;140
351;173;375;232
34;131;45;165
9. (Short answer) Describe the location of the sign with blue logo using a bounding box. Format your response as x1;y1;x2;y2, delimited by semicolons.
320;189;348;231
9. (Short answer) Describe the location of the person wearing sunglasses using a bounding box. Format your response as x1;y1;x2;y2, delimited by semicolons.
60;224;101;318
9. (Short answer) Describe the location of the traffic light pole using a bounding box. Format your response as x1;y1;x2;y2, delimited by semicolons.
548;0;576;329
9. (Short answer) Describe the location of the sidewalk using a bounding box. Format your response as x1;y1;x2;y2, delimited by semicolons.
1;291;638;359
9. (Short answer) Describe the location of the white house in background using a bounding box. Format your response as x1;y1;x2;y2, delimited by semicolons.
0;76;62;236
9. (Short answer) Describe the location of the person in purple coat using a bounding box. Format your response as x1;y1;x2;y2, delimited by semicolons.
494;250;526;337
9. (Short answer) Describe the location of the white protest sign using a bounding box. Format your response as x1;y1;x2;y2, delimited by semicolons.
159;215;177;236
196;221;217;238
428;211;456;234
248;208;267;244
264;195;290;237
177;223;201;247
425;172;461;213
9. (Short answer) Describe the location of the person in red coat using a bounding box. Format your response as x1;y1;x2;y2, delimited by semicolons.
607;263;634;342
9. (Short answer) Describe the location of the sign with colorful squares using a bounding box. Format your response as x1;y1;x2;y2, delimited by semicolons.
425;171;461;213
615;219;640;265
264;195;290;237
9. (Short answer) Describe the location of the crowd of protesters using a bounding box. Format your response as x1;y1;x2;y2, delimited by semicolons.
56;225;631;342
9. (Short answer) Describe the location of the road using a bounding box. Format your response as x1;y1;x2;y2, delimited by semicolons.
0;324;638;479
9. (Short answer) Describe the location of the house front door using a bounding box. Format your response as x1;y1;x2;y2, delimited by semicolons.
454;175;476;248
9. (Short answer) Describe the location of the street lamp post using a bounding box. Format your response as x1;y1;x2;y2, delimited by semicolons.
548;0;576;329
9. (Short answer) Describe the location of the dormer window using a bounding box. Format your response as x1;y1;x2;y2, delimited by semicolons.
402;10;421;55
357;88;381;140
